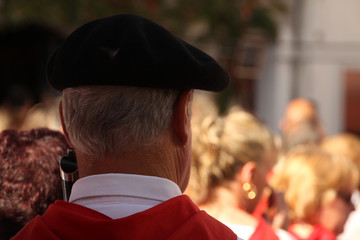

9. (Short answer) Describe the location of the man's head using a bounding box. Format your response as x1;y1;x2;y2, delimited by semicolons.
61;86;183;156
280;98;325;151
282;98;318;127
47;14;229;191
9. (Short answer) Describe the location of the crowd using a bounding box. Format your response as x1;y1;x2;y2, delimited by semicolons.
187;96;360;240
0;13;359;240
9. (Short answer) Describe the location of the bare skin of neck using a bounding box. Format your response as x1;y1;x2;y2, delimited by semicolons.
289;221;314;239
75;131;190;192
199;185;258;227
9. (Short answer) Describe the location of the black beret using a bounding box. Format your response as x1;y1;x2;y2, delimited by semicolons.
47;14;229;92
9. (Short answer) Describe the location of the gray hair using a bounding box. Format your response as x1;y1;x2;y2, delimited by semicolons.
62;86;181;158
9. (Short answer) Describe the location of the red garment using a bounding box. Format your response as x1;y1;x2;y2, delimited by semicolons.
252;192;269;220
250;218;279;240
13;195;237;240
288;224;336;240
252;169;276;220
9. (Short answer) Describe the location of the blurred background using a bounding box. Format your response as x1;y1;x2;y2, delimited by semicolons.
0;0;359;136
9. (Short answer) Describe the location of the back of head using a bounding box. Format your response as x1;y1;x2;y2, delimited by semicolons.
0;128;69;239
191;107;275;203
321;133;360;190
220;108;275;169
271;146;358;222
284;120;323;151
47;14;230;161
62;86;180;158
284;98;318;124
281;98;324;151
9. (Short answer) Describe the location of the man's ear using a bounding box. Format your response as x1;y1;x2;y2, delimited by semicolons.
59;100;73;147
172;90;192;145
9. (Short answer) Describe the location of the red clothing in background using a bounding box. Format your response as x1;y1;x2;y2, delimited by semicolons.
250;218;279;240
288;224;336;240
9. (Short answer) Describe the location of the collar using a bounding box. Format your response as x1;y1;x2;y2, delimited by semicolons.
69;173;182;202
68;173;183;218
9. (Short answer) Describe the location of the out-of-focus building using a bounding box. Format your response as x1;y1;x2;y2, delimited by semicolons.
255;0;360;136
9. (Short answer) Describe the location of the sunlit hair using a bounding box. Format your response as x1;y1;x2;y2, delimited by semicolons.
321;133;360;190
191;107;275;203
62;86;180;158
271;146;358;222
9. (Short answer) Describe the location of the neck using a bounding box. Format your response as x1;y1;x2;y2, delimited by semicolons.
75;135;189;191
76;150;159;177
289;221;314;239
199;185;258;226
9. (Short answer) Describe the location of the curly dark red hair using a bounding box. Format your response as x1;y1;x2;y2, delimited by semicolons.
0;128;69;239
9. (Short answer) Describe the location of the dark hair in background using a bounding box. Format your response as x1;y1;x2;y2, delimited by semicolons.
0;23;64;106
0;128;69;239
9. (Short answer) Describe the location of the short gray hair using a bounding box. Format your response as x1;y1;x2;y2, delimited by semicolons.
62;86;180;158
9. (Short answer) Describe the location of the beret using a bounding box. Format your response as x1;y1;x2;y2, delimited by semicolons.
47;14;229;92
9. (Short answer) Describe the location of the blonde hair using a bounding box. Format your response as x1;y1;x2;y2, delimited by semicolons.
271;146;358;221
190;107;275;203
321;133;360;189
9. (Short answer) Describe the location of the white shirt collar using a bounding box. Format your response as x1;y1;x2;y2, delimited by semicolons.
68;173;182;219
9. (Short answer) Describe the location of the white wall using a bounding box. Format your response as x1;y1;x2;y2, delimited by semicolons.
256;0;360;135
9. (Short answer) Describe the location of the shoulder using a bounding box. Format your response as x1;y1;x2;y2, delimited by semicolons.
12;215;59;240
166;196;238;240
250;218;279;240
225;224;255;239
339;208;360;239
12;201;103;240
13;197;238;240
275;229;297;240
311;225;336;240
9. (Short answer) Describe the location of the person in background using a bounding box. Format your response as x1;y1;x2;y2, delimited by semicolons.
0;128;69;239
320;133;360;240
0;24;63;132
184;90;219;203
21;96;62;132
279;98;325;152
271;146;358;240
13;14;239;239
189;107;294;240
0;85;33;131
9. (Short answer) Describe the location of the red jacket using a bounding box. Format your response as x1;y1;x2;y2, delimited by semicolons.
250;218;279;240
13;195;237;240
288;224;336;240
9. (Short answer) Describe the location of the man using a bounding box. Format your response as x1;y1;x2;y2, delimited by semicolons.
13;14;238;239
0;128;68;239
279;98;325;152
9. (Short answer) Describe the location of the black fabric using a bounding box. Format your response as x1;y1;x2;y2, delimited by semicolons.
47;14;229;92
